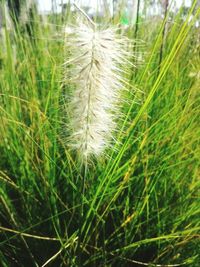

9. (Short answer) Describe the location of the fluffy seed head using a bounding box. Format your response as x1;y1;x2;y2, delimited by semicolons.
64;22;130;161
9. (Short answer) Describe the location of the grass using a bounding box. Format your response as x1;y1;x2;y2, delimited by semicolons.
0;1;200;266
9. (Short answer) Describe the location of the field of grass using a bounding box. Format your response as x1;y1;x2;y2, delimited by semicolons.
0;1;200;266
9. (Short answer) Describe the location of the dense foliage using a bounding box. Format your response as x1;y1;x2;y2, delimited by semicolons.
0;1;199;266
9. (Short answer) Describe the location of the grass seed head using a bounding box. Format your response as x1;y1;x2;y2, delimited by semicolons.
64;22;131;162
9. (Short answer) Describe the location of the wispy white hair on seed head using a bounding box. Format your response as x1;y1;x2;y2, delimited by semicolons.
64;20;131;162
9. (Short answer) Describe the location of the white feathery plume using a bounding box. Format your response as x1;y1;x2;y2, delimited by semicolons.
64;18;130;161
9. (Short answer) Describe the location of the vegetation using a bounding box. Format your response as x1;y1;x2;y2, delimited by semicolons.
0;0;199;266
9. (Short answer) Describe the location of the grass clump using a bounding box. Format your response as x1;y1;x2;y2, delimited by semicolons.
0;1;199;266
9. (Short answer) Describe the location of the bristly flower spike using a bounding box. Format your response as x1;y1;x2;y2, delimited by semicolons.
64;10;131;162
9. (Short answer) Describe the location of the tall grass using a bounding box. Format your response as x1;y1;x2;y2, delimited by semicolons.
0;1;200;266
